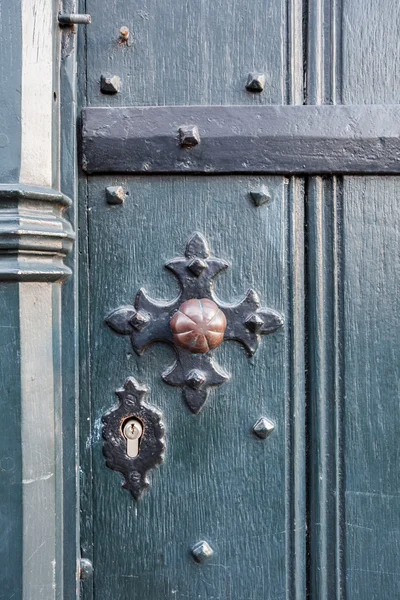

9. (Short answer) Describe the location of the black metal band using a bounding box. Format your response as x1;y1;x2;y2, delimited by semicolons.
82;104;400;175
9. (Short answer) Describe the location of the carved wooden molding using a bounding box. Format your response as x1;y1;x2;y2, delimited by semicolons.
0;184;74;281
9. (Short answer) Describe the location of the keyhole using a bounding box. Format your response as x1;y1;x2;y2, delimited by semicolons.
122;418;143;458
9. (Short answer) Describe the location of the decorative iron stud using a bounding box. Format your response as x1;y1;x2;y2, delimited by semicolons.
249;187;271;206
253;417;275;439
105;185;125;204
100;75;121;94
245;72;265;92
191;541;214;563
179;125;201;147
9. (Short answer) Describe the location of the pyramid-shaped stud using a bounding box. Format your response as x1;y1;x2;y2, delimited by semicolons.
249;188;271;206
179;125;201;147
253;417;275;439
105;185;125;205
185;369;206;390
100;74;121;94
129;310;150;331
187;257;208;277
245;313;264;333
245;72;265;92
191;541;214;563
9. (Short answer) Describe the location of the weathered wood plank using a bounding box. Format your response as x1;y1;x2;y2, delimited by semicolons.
341;2;400;598
82;175;305;599
80;0;307;598
85;0;287;107
342;177;400;600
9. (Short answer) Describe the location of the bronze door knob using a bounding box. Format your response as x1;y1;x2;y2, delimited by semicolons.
170;298;227;354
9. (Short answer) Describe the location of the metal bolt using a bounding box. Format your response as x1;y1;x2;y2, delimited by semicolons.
119;26;130;40
253;417;275;439
100;75;121;95
185;369;207;390
58;13;91;25
249;187;271;206
129;310;150;331
79;558;93;580
191;541;214;563
187;257;208;277
179;125;201;148
245;313;265;333
246;72;265;92
105;185;125;204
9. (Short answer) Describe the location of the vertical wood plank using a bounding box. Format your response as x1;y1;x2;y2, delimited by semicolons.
0;284;22;599
0;0;22;183
341;2;400;598
305;1;345;598
79;1;306;598
306;177;345;600
342;177;400;599
306;1;345;599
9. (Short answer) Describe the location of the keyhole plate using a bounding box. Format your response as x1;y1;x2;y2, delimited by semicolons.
102;377;166;500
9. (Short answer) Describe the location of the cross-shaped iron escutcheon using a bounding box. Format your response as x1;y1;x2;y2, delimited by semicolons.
105;232;284;413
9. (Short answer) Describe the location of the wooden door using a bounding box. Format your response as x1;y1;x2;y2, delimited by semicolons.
78;1;400;599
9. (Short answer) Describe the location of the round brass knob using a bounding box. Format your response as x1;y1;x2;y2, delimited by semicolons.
170;298;227;354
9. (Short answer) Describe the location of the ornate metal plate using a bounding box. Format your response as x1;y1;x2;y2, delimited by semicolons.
106;232;284;413
102;377;165;500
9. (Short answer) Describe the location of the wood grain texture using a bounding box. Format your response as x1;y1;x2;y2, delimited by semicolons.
341;2;400;598
306;177;345;600
0;0;22;182
342;0;400;105
0;284;22;599
60;0;81;594
79;0;307;598
342;177;400;599
85;0;287;107
305;2;345;597
82;176;305;600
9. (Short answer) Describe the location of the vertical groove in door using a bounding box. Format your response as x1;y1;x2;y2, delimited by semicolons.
285;2;307;599
306;178;346;600
285;176;307;600
78;0;94;597
305;0;345;598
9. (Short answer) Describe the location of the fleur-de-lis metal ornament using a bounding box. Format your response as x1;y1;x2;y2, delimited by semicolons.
106;233;284;413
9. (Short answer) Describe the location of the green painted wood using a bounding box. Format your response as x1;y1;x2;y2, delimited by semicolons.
78;1;400;600
306;177;345;600
80;176;305;599
60;1;81;594
341;3;400;598
85;0;288;107
0;284;22;599
342;177;400;599
0;0;79;596
0;0;22;182
305;2;345;599
79;1;306;598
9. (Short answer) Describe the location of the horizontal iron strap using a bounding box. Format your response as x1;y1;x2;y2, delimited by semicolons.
82;105;400;175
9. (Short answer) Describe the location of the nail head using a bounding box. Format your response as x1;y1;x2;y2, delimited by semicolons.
101;74;121;94
191;541;214;563
179;125;201;148
246;72;265;92
253;417;275;439
106;186;125;204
